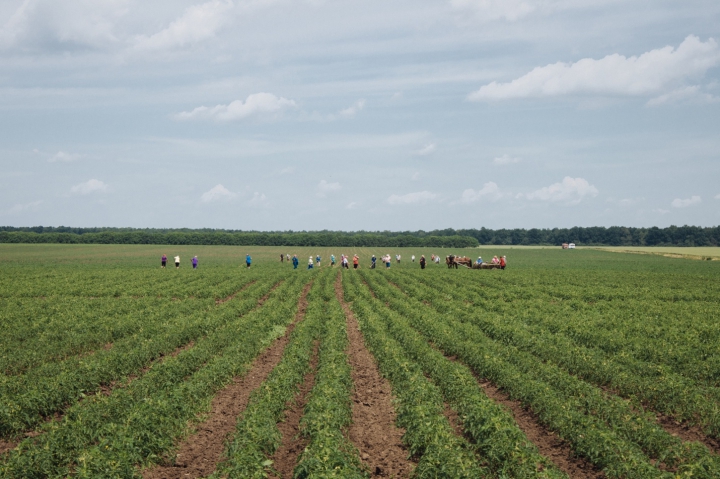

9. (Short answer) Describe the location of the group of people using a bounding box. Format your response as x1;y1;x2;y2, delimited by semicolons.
475;255;507;269
161;254;199;269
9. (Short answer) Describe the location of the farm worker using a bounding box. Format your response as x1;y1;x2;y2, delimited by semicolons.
161;254;167;269
331;254;336;266
412;255;415;262
192;256;198;269
476;256;483;265
371;255;376;269
500;256;507;270
174;255;180;268
385;255;391;269
492;256;499;264
246;254;252;268
286;253;290;261
308;256;314;269
396;254;401;264
353;254;359;269
434;255;440;264
316;255;321;266
292;254;299;269
420;255;426;269
280;254;284;263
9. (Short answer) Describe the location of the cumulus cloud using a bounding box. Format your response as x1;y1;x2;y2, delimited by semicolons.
387;191;438;205
6;200;43;215
493;154;520;165
71;179;108;195
523;177;598;204
317;180;341;197
671;195;701;208
416;143;437;156
175;93;296;121
338;99;366;118
133;0;234;51
460;182;503;203
48;151;82;162
646;86;719;106
469;36;720;102
200;184;236;202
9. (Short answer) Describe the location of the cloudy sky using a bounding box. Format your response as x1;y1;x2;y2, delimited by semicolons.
1;0;719;230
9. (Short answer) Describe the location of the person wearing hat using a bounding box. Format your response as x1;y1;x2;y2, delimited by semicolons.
245;254;251;268
308;256;314;269
353;254;359;269
476;256;483;265
500;255;507;270
192;256;198;269
420;255;426;269
371;254;376;269
292;254;299;269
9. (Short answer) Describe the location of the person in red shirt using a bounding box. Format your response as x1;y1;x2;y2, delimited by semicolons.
500;255;506;270
353;254;359;269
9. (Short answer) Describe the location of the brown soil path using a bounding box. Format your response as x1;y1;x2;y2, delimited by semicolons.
142;280;311;479
477;378;605;479
268;342;319;479
335;272;416;478
657;414;720;454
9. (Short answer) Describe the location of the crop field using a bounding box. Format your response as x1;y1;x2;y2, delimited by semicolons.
1;244;720;478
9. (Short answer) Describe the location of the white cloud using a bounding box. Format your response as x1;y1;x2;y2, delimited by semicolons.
411;171;421;181
647;86;719;106
493;154;520;165
416;143;437;156
339;99;366;118
200;184;236;202
48;151;81;162
6;200;43;215
249;191;267;206
71;179;108;195
460;182;503;203
317;180;341;197
132;0;234;51
387;191;438;205
451;0;535;21
175;93;296;121
524;177;598;204
671;195;701;208
469;36;720;101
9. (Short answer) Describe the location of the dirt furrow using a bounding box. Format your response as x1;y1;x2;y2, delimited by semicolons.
142;280;312;479
215;280;257;305
267;341;320;479
476;378;605;479
656;413;720;454
336;272;415;478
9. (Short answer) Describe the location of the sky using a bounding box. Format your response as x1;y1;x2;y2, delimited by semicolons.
1;0;719;231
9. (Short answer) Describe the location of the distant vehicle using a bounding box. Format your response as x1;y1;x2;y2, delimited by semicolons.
568;243;576;249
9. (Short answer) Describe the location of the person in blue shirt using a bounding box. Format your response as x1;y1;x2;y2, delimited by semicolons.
331;254;336;266
476;256;483;265
371;255;376;269
308;256;314;269
316;255;321;266
292;254;299;269
246;254;251;268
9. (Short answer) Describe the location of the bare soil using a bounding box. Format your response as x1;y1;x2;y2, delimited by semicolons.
477;379;605;479
267;341;319;479
142;280;311;479
442;403;465;439
657;414;720;454
336;272;416;478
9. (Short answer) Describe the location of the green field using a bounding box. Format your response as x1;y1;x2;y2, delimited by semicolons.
591;246;720;260
1;244;720;478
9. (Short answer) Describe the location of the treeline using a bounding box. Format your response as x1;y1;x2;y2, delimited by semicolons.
1;225;718;247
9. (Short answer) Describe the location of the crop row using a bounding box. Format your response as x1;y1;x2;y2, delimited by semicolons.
406;271;720;437
368;271;719;478
355;270;567;478
0;274;281;438
342;270;487;478
0;273;309;478
210;278;322;478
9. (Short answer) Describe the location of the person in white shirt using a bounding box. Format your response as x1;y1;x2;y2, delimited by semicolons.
411;255;415;262
174;255;180;268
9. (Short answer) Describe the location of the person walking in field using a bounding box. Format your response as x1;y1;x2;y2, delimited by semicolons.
292;254;299;269
308;256;314;270
385;255;391;269
161;254;167;268
174;255;180;268
353;254;359;269
412;255;415;262
396;254;401;264
371;254;376;269
434;255;440;265
280;253;284;263
316;255;321;266
192;256;198;269
331;254;336;266
246;254;252;268
286;253;290;261
420;255;426;269
342;255;349;269
500;255;507;270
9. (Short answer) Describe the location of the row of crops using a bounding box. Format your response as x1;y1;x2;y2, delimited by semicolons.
2;251;720;478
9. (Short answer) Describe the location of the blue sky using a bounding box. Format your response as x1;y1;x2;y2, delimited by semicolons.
1;0;719;230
